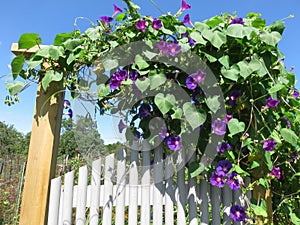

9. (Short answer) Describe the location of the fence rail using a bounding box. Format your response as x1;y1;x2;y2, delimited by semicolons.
48;147;251;225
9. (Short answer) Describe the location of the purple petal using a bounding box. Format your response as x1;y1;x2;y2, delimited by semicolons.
212;119;227;135
181;0;191;11
230;205;247;222
118;120;127;133
210;171;226;188
167;136;182;151
152;18;163;30
270;166;281;180
139;103;151;117
99;16;113;26
216;160;232;175
266;97;280;108
230;17;245;25
64;100;71;109
227;172;241;190
136;19;147;31
183;14;192;25
112;4;122;17
263;138;277;151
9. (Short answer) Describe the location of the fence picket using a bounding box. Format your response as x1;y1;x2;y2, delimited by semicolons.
165;155;175;224
115;149;126;225
222;184;233;224
47;177;61;225
199;178;209;224
211;186;221;225
141;142;151;225
102;154;115;225
176;150;186;225
89;159;101;225
76;166;88;225
188;154;198;225
62;170;74;225
153;144;164;225
128;142;139;225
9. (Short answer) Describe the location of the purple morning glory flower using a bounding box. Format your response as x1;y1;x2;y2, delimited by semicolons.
188;37;195;47
110;69;128;89
290;152;299;163
186;69;206;90
210;171;226;188
225;114;233;124
212;118;227;135
156;40;170;55
230;17;245;25
112;4;122;17
181;32;195;47
270;166;281;180
64;100;71;109
135;131;141;139
110;76;122;90
183;14;192;26
180;0;191;11
288;87;299;99
284;117;291;127
230;205;247;222
139;103;151;117
156;41;181;56
228;90;241;106
217;142;231;154
216;160;232;175
99;16;113;26
159;126;170;140
65;108;73;118
152;18;163;30
263;138;277;151
186;75;198;90
266;97;280;108
168;42;181;56
129;70;139;82
136;19;147;31
227;172;241;190
118;120;127;133
167;135;182;151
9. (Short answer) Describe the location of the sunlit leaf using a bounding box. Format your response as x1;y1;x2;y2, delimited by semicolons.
42;70;63;91
183;102;206;130
18;33;41;49
11;56;25;79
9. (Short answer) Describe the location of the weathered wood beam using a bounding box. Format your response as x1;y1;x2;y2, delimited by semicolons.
11;44;65;225
11;43;47;60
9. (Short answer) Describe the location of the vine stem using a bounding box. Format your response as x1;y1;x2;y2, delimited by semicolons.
122;0;137;18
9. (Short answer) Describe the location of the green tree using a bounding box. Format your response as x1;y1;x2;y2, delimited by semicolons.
58;116;107;158
0;121;25;155
73;115;108;157
58;118;78;157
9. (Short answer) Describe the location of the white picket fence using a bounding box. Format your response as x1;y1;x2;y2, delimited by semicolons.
47;143;251;225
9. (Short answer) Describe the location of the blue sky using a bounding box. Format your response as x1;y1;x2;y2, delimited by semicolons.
0;0;299;142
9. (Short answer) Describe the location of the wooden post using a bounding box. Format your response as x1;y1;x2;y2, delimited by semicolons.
252;165;273;224
11;43;65;225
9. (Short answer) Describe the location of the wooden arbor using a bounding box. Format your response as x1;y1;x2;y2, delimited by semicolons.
11;43;65;225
